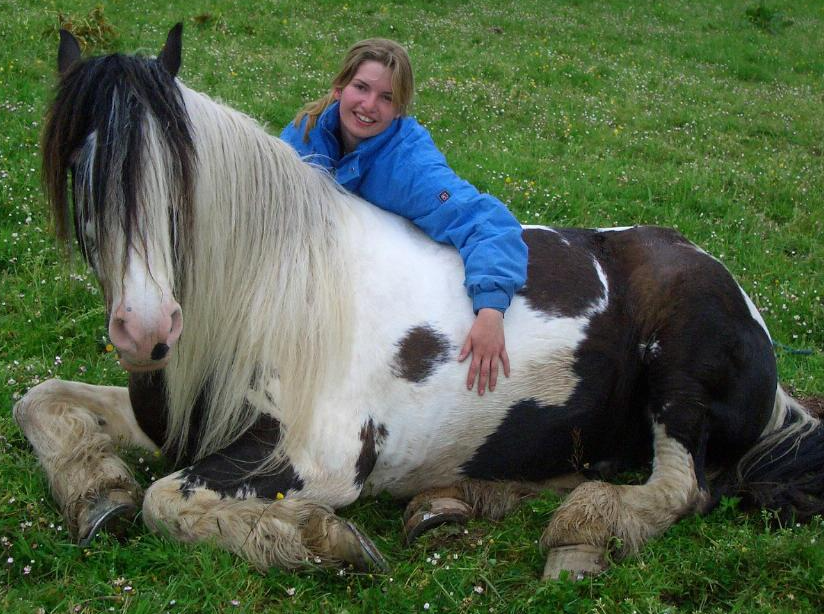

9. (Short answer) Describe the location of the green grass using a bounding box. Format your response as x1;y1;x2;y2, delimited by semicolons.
1;0;823;612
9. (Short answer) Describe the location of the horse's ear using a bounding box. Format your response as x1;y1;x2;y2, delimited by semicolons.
57;29;82;75
158;23;183;78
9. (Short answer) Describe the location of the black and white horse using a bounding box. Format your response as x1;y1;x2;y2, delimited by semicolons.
16;26;824;579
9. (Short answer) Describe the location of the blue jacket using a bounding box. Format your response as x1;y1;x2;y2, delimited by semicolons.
280;102;528;313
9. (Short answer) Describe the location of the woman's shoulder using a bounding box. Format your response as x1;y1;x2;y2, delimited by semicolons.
281;103;340;157
279;115;305;143
396;115;432;141
387;116;443;162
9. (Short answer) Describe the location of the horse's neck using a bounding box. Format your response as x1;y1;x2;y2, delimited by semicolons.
165;85;354;462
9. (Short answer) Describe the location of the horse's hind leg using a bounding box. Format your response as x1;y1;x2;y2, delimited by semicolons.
541;420;707;580
13;379;158;544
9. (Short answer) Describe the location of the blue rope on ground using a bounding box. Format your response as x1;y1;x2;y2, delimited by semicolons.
773;340;815;356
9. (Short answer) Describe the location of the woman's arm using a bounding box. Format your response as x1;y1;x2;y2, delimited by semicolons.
359;122;527;393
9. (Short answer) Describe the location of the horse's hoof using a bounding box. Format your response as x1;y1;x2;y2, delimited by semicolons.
76;489;139;547
542;544;608;581
305;512;389;573
404;496;472;544
339;520;389;573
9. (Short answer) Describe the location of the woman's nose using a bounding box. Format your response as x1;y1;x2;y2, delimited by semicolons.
362;93;378;111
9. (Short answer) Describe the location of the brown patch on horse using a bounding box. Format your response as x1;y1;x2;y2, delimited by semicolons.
600;226;712;332
355;418;388;486
391;324;452;383
591;226;752;360
518;228;605;318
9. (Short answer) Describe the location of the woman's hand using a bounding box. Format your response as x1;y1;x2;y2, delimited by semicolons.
457;308;510;395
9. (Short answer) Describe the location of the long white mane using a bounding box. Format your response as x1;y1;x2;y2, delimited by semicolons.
162;85;353;466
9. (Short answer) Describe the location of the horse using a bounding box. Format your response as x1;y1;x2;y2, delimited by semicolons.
15;25;824;580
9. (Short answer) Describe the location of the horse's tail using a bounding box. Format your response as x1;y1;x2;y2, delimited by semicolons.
722;385;824;521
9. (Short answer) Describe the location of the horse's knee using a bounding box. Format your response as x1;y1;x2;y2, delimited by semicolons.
13;379;66;431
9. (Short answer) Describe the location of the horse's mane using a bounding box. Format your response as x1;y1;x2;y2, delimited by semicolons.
42;53;352;468
168;86;352;467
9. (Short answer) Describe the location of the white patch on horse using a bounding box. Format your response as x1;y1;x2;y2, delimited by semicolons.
595;226;636;233
737;284;771;341
584;258;610;316
235;485;258;500
329;282;591;498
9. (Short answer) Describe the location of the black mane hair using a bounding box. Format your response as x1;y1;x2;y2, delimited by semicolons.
41;49;195;272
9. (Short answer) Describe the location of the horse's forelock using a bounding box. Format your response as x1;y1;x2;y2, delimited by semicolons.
42;52;195;276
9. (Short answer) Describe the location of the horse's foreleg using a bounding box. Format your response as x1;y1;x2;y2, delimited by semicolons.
141;419;387;572
541;423;707;580
142;474;311;568
143;473;386;571
13;379;157;543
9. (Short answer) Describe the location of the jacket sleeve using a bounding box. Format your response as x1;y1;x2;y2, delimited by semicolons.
359;130;528;314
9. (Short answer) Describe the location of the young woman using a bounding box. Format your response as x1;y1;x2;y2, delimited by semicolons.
281;38;528;396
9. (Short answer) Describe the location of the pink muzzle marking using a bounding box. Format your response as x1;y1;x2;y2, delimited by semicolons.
109;299;183;369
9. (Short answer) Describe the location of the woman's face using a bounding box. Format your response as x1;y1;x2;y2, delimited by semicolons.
334;60;399;153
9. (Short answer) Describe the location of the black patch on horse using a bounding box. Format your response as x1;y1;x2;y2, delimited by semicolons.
464;230;660;482
177;413;304;500
391;324;452;383
600;226;777;467
355;418;388;487
517;228;606;318
128;371;208;467
462;386;651;483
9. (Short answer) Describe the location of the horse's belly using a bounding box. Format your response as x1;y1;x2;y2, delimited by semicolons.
361;397;510;498
359;309;604;498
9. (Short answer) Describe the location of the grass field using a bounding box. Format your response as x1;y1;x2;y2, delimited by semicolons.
1;1;823;612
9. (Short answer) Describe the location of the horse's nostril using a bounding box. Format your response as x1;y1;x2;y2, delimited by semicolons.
151;343;170;361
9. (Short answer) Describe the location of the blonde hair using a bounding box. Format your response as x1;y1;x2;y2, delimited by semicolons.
293;38;414;142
